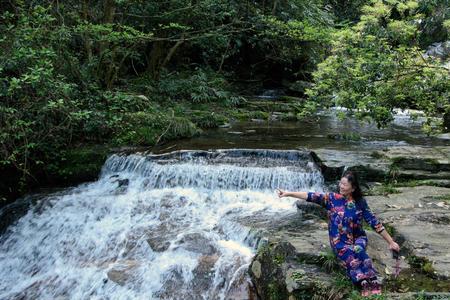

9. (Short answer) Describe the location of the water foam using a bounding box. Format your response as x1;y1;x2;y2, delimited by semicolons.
0;150;325;299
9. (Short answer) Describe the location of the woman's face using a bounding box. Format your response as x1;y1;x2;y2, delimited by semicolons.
339;177;354;197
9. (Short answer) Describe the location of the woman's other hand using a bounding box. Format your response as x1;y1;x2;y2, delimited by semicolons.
389;241;400;252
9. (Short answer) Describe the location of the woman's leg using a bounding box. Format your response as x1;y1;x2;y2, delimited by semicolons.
353;237;377;281
335;239;377;284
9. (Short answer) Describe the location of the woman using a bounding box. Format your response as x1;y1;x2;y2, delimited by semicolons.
277;171;400;296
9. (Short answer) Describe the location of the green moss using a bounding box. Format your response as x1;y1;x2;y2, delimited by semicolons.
114;112;200;146
318;250;341;272
268;282;285;300
249;110;269;120
407;256;436;276
392;179;450;188
332;273;354;292
435;194;450;201
432;194;450;205
291;270;306;282
257;243;271;257
274;253;285;266
390;157;442;173
369;151;385;159
230;110;269;121
189;111;228;128
366;183;401;196
385;267;450;293
278;112;298;121
327;132;361;141
278;96;304;103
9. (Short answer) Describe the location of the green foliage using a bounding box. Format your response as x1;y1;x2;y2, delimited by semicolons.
189;111;228;128
306;0;450;132
273;253;286;266
290;270;306;282
366;183;401;196
158;69;244;106
257;14;333;75
113;112;200;146
327;132;361;141
407;255;436;275
324;0;372;23
416;0;450;46
103;91;154;113
318;250;342;272
46;146;109;183
1;0;448;203
0;6;79;185
393;179;450;188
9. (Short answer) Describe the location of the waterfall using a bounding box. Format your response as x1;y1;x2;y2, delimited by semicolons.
0;149;325;299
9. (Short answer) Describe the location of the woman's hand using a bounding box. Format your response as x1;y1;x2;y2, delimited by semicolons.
276;189;289;198
389;241;400;252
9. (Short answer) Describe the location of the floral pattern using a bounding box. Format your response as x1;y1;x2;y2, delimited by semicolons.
307;192;385;283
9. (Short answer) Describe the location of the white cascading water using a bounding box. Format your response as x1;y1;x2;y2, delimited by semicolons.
0;149;324;299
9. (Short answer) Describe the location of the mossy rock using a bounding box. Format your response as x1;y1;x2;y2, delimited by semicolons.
391;157;447;172
230;110;269;121
188;111;228;128
114;112;200;146
284;113;300;121
327;133;361;141
279;95;306;103
239;101;295;113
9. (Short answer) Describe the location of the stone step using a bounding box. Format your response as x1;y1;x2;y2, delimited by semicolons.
397;170;450;180
392;157;450;172
385;292;450;299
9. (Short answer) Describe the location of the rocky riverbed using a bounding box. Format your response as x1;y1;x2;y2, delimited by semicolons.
248;145;450;299
1;142;448;299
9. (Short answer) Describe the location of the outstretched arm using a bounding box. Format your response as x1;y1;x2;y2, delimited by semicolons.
277;190;329;209
277;189;308;200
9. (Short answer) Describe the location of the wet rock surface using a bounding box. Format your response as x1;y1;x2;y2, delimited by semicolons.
367;186;450;279
106;260;140;286
247;212;345;300
312;145;450;183
248;146;450;299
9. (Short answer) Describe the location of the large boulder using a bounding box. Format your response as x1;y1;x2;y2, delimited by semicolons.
106;260;140;286
246;185;450;299
311;146;450;183
367;186;450;279
424;41;450;60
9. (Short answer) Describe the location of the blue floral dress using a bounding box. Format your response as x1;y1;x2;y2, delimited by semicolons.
307;192;385;283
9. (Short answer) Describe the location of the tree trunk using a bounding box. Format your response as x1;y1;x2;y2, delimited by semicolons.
147;41;166;80
161;38;185;70
100;0;116;88
272;0;279;15
103;0;115;23
82;0;92;62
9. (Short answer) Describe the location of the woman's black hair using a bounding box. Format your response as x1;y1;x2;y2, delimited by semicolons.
342;170;363;201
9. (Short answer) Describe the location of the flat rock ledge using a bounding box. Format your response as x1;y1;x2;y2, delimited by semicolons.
311;146;450;184
248;185;450;299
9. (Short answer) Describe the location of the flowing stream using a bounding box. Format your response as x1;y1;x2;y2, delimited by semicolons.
0;149;324;299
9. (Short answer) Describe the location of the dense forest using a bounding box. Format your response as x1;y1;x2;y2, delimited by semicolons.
1;0;449;204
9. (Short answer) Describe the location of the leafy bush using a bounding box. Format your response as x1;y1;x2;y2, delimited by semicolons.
0;6;80;186
189;111;228;128
113;112;200;146
158;69;244;106
306;0;450;132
